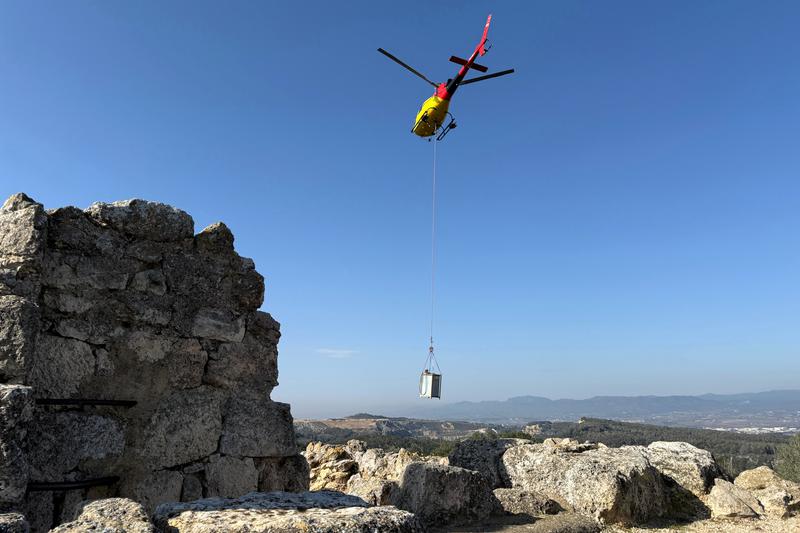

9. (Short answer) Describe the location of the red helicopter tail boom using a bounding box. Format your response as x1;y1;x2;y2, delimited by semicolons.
478;14;492;56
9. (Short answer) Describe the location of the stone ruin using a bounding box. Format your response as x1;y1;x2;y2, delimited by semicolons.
0;193;308;531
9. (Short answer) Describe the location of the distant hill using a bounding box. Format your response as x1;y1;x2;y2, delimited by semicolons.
393;390;800;429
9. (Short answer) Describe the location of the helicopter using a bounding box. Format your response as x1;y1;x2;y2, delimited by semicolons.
378;14;515;141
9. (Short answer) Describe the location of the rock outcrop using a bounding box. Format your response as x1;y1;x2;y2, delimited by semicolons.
393;462;500;527
448;437;526;488
0;385;33;509
153;491;423;533
304;441;495;527
49;498;153;533
735;466;800;518
304;442;359;491
0;513;29;533
502;440;669;525
493;487;562;516
644;441;723;499
0;194;307;530
707;478;764;518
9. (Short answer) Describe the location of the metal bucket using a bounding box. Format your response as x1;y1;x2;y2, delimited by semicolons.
419;370;442;399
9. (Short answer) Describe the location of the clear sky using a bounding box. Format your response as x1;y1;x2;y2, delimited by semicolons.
2;1;798;418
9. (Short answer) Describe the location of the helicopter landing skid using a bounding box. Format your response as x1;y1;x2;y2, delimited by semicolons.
435;113;457;141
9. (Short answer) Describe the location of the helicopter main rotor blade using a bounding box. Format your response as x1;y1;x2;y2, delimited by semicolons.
460;68;515;85
377;48;438;88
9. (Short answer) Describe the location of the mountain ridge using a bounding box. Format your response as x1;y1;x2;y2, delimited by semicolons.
393;389;800;427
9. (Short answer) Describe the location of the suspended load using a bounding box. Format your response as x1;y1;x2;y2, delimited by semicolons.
419;345;442;399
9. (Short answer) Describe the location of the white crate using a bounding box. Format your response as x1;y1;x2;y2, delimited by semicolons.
419;371;442;399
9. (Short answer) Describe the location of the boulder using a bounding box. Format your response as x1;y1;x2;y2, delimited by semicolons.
502;443;668;525
393;462;499;527
356;447;435;482
0;385;33;506
645;441;723;498
707;478;763;518
346;474;399;506
493;487;562;516
448;438;527;488
304;442;359;491
153;491;423;533
0;513;29;533
735;466;800;518
49;498;153;533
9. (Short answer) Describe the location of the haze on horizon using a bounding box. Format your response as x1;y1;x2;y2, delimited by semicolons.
2;1;798;420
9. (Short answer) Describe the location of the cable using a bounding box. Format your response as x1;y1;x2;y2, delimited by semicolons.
430;139;437;350
425;139;441;375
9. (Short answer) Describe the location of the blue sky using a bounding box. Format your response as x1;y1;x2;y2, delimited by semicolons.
2;1;798;418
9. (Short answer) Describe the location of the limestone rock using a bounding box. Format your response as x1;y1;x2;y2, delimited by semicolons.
0;385;33;506
219;394;296;458
645;441;723;498
130;269;167;296
26;334;94;398
256;455;310;493
191;308;245;342
346;474;399;506
345;439;368;461
304;442;359;491
205;456;259;498
181;475;203;502
541;438;604;453
120;470;183;515
494;487;562;516
204;315;278;392
0;513;29;533
448;437;527;488
356;447;426;482
85;199;194;242
0;194;303;529
50;498;153;533
393;462;500;527
735;466;800;518
0;193;46;299
502;443;668;525
153;491;423;533
707;478;763;518
526;513;601;533
142;387;225;468
195;222;234;253
21;492;52;533
27;411;124;481
0;296;39;383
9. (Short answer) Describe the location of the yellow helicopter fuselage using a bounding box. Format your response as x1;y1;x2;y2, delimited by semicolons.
413;94;451;138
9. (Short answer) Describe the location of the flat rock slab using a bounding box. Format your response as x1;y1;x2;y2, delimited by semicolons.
154;490;422;533
50;498;154;533
435;513;600;533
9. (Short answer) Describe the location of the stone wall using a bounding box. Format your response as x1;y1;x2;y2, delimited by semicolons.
0;193;308;530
